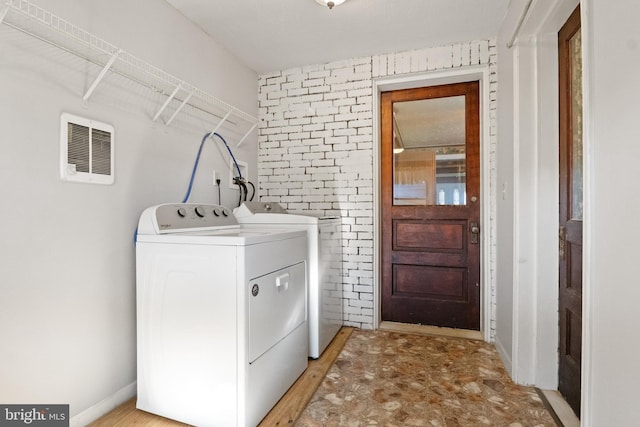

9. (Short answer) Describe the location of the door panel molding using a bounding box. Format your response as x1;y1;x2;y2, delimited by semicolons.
393;264;468;300
394;220;466;251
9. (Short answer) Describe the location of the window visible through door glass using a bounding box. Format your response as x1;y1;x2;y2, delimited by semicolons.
570;29;583;220
392;95;466;206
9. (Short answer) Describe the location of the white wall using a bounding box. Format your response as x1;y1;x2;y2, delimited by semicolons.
0;0;257;422
582;0;640;424
257;41;498;332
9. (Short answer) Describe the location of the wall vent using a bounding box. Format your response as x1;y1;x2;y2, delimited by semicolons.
60;113;114;185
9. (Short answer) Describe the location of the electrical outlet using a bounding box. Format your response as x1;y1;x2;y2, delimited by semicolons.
229;160;248;189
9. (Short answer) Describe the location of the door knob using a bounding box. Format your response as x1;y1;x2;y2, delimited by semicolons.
470;222;479;244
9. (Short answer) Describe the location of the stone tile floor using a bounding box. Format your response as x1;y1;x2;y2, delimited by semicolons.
296;329;557;427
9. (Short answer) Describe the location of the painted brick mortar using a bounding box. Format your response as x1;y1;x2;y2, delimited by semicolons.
258;39;498;336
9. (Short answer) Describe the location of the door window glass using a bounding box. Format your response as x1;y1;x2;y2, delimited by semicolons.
571;29;583;220
392;96;466;206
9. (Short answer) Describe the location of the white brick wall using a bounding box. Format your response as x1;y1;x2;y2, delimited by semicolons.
258;39;498;334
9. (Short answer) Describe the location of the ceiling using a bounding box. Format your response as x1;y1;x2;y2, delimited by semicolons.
165;0;510;74
394;96;466;149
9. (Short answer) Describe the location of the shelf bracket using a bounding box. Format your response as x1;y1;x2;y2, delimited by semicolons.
207;109;234;139
236;122;258;148
165;90;194;126
83;49;122;101
0;5;10;25
153;83;182;122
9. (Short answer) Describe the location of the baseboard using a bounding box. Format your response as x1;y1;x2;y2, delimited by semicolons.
539;389;580;427
493;336;513;376
70;382;136;427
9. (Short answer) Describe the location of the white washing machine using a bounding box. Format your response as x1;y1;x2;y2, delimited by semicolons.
234;201;343;359
135;203;308;427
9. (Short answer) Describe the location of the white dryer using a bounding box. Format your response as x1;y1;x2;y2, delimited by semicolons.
135;203;308;427
234;201;343;359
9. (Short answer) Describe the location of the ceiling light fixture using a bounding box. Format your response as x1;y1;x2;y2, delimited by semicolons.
314;0;347;10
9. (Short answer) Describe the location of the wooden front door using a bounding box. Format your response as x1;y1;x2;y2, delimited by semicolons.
558;5;582;417
380;82;481;330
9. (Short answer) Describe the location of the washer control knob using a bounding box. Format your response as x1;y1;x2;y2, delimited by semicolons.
194;206;206;218
212;208;220;217
221;209;228;217
177;208;187;217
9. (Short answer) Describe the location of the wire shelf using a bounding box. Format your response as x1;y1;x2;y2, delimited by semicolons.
1;0;258;145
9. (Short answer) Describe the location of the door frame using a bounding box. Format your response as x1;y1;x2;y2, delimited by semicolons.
500;0;594;422
372;65;493;341
502;0;582;390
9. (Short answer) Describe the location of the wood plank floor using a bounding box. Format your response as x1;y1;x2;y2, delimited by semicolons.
88;327;353;427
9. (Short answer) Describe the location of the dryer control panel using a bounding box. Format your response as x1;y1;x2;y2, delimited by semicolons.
138;203;238;234
235;201;288;215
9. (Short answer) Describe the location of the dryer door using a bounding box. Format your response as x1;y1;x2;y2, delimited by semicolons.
248;262;306;363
